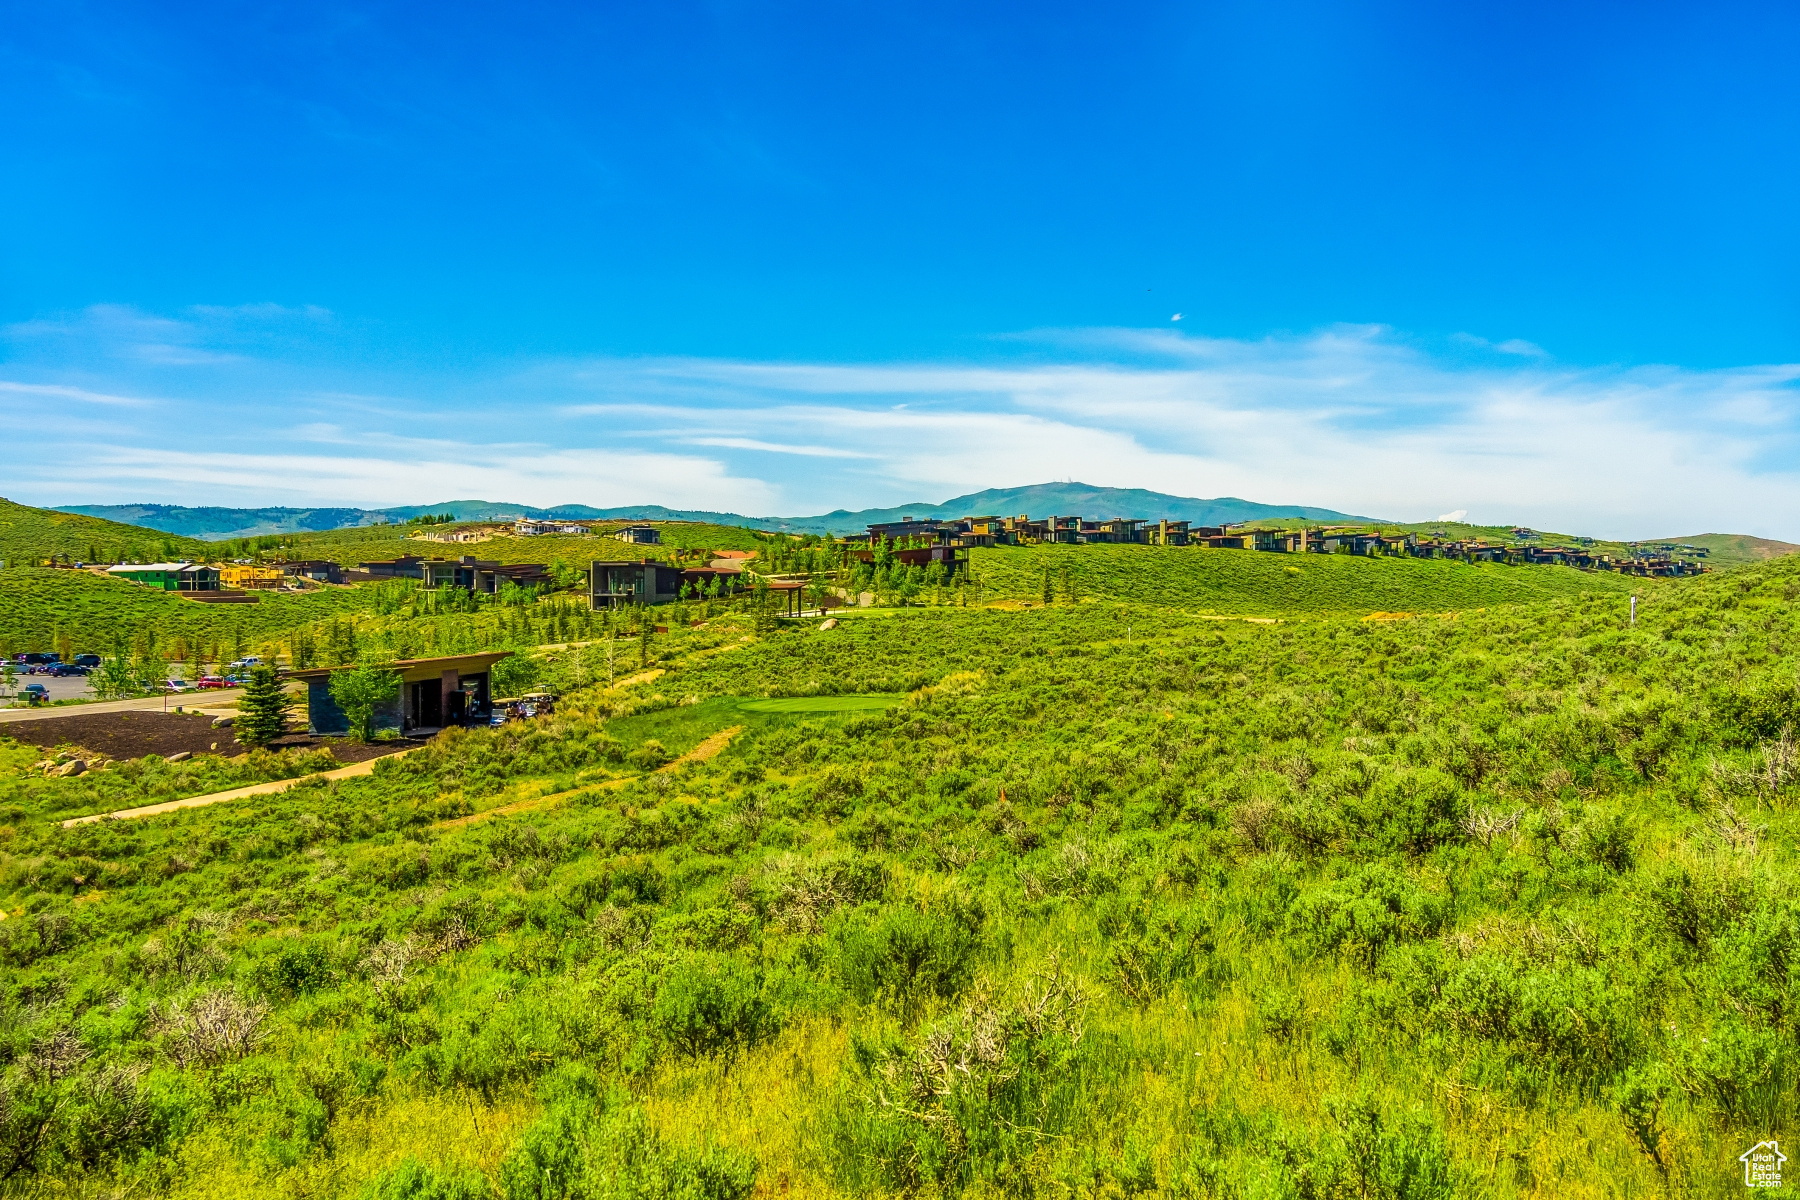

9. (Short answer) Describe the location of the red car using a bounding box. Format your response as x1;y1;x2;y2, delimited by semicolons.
195;676;231;690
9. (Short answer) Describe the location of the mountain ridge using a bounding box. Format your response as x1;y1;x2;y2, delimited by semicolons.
58;484;1376;539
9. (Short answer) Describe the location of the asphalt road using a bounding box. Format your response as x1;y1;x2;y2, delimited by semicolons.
0;688;247;724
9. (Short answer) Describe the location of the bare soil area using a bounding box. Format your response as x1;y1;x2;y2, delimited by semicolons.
0;710;418;764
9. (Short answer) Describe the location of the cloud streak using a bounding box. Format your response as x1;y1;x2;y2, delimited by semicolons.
3;309;1798;538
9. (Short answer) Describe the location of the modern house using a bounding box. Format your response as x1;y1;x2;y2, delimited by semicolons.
590;559;687;607
515;519;592;536
613;525;661;545
420;557;553;593
280;560;344;584
356;555;552;593
106;562;220;591
355;555;427;580
286;651;512;734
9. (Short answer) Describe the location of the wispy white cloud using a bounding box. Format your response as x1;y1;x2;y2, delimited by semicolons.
4;311;1798;538
46;446;780;513
683;436;879;459
0;380;151;406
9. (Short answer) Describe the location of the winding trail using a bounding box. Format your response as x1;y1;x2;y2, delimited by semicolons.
435;724;744;829
60;747;421;828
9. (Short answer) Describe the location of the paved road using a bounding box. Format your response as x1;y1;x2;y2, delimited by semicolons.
0;689;247;724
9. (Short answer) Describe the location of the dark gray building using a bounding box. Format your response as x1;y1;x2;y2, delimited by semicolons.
590;559;686;607
287;651;512;734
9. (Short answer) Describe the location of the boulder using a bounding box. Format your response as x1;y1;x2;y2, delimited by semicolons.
211;715;234;728
819;618;838;631
53;760;86;778
166;751;192;764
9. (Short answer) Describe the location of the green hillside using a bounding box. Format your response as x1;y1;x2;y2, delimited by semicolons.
1646;532;1800;567
0;553;1795;1196
281;519;765;566
0;566;383;658
969;542;1641;615
0;497;208;566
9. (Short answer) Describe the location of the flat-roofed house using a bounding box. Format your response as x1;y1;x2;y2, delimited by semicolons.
590;559;687;607
107;562;221;591
279;560;344;584
417;556;552;593
356;555;427;580
287;651;511;734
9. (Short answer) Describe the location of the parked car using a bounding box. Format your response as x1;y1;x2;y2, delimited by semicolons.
73;654;101;669
21;683;49;703
15;653;58;666
196;676;231;690
47;663;88;677
166;678;192;691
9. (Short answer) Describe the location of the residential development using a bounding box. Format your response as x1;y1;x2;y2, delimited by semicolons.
851;513;1711;576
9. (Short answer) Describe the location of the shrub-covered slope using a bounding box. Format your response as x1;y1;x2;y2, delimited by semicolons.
0;557;1795;1195
0;566;385;658
0;497;208;566
970;542;1641;614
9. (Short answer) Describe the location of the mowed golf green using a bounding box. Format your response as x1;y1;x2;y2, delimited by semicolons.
734;694;900;713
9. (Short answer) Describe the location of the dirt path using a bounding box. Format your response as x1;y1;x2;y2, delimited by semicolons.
60;746;421;828
437;724;744;829
676;724;743;765
604;667;664;691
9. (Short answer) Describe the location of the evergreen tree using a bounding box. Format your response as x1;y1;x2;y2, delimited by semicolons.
236;664;293;748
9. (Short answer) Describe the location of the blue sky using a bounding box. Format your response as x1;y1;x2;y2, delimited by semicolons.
3;1;1798;535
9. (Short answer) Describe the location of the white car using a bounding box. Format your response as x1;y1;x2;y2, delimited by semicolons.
166;678;193;691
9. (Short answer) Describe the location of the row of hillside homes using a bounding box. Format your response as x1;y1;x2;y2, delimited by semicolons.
845;515;1710;576
106;560;346;594
513;518;661;545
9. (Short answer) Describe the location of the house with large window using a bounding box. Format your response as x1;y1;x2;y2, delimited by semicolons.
106;562;220;591
287;651;512;734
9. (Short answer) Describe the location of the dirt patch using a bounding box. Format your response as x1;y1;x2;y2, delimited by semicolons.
0;710;415;765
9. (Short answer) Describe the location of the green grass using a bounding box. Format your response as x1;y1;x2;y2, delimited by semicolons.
735;694;900;713
970;542;1643;614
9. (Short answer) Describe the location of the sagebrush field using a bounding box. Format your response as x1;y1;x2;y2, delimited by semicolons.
1;529;1796;1199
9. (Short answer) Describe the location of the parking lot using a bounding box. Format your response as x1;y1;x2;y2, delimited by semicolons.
3;673;95;706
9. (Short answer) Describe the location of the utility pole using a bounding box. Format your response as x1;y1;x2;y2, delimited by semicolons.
1630;595;1637;626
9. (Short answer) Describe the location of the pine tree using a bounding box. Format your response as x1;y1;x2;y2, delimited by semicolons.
236;665;293;749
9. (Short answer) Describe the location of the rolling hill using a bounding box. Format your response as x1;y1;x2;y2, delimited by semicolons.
0;497;209;566
59;482;1370;539
1644;532;1800;567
